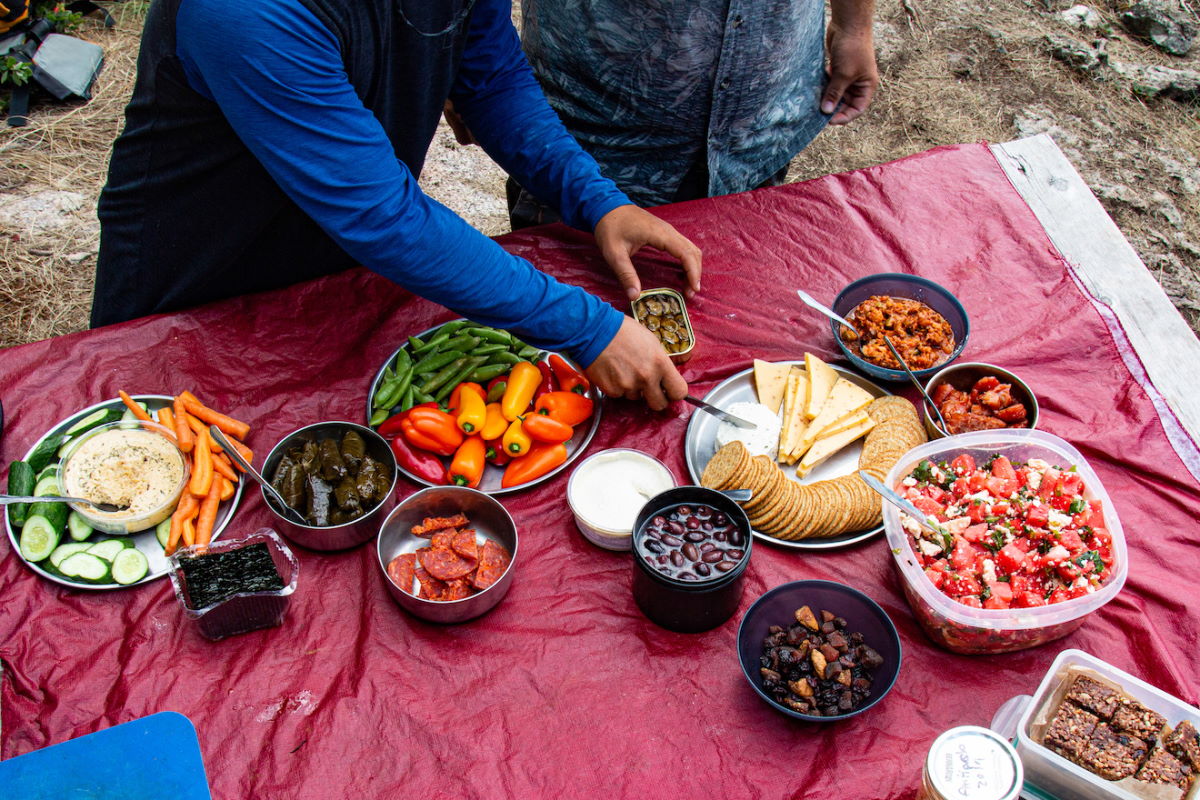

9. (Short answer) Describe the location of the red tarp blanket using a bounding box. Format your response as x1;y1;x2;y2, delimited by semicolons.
1;143;1197;799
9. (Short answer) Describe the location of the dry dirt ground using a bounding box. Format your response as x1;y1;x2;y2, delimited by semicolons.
1;0;1197;349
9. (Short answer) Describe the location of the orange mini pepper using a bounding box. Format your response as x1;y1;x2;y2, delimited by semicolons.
400;407;463;456
480;402;508;440
534;391;594;427
521;413;573;444
447;436;486;488
455;383;487;434
501;442;569;489
548;354;590;394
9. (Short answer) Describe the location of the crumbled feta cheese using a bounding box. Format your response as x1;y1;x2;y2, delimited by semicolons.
901;515;922;536
1048;510;1072;530
918;539;943;557
981;558;997;583
944;517;971;534
1044;545;1070;563
902;476;917;487
1025;470;1042;490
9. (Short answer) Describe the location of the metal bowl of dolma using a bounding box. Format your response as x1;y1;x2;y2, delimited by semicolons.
261;421;398;551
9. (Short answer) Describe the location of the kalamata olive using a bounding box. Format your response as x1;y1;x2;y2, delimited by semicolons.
714;531;727;542
656;554;668;565
715;560;736;572
644;539;664;554
727;549;744;561
652;516;666;527
667;521;685;536
729;529;744;546
696;506;711;519
702;521;714;531
712;513;727;525
695;562;711;577
701;550;723;563
660;534;682;547
684;531;705;542
670;550;684;568
686;517;700;529
699;542;716;552
644;527;660;539
682;542;700;562
677;506;691;516
677;571;697;581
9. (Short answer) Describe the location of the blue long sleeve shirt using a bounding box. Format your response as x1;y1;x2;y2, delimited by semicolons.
174;0;628;365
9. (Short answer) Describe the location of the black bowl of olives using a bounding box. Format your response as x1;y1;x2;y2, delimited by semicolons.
261;421;398;551
737;580;901;721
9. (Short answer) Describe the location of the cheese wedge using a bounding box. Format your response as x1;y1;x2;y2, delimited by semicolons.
781;368;810;463
792;379;875;459
803;353;838;421
776;367;807;461
813;409;870;441
796;417;876;478
753;360;791;414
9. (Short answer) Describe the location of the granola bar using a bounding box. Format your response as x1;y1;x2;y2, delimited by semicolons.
1136;746;1192;795
1078;723;1149;780
1044;703;1100;760
1165;720;1200;771
1112;699;1168;742
1065;676;1122;719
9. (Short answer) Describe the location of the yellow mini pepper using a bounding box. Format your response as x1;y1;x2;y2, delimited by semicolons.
455;383;487;434
480;402;508;440
501;361;541;421
502;416;532;456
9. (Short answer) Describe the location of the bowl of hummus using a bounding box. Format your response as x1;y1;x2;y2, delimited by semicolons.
60;420;189;534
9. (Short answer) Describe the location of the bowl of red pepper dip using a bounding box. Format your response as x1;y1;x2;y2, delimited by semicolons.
260;421;398;552
923;362;1039;439
831;273;970;382
376;486;518;624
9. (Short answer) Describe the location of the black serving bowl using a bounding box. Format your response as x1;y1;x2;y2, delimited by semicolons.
737;580;902;721
631;486;752;633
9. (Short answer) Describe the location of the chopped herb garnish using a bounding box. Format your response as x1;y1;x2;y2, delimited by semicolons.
1068;497;1087;514
1075;550;1105;573
912;459;936;483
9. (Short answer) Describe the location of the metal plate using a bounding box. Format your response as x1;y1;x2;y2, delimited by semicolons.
365;324;603;495
5;395;244;590
684;363;889;550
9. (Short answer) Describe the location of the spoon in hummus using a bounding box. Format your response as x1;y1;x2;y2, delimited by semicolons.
0;494;129;513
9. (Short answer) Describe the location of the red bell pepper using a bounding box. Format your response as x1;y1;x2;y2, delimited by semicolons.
548;353;590;394
400;407;464;456
376;402;439;439
536;360;557;398
534;391;594;427
390;436;446;485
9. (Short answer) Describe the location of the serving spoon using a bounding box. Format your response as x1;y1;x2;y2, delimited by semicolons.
209;425;309;525
0;494;128;513
857;470;951;540
794;289;949;436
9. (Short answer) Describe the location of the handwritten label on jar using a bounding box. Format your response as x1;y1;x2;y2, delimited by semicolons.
920;726;1022;800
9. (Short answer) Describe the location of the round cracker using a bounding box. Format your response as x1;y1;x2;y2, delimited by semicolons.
701;441;750;490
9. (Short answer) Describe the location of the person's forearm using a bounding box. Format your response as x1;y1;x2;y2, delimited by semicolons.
830;0;875;35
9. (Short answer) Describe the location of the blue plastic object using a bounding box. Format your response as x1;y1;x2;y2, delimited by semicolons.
0;711;211;799
830;272;970;382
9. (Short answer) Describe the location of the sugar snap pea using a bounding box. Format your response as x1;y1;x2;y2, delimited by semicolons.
412;390;434;405
394;347;412;372
517;345;542;361
471;343;508;357
420;357;470;395
433;357;487;403
411;330;451;356
368;408;389;427
467;327;513;345
469;363;510;382
412;349;461;375
407;335;424;353
486;379;508;403
484;350;523;366
399;385;415;413
439;319;471;336
441;333;481;352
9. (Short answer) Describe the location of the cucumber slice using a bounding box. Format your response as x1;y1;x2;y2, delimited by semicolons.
59;552;111;583
56;437;76;459
7;460;35;528
87;539;129;562
33;475;62;497
155;517;171;549
27;433;67;473
111;548;149;585
118;404;148;430
64;407;122;437
19;516;60;562
49;542;93;569
67;511;94;542
36;463;60;480
26;501;68;535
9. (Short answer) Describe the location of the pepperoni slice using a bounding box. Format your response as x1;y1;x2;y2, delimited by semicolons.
451;529;479;560
420;546;477;582
442;578;474;601
386;553;417;596
414;560;448;600
472;539;511;591
411;515;469;536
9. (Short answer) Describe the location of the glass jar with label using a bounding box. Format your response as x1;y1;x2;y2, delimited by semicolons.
919;725;1024;800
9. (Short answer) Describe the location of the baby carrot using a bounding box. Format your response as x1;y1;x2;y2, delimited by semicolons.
182;398;250;440
189;428;213;498
195;477;222;547
219;473;235;501
172;396;195;453
119;390;154;422
166;493;199;556
212;452;238;483
156;405;175;432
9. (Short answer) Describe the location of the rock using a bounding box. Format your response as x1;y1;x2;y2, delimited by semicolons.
1120;0;1196;56
1150;191;1185;228
1092;181;1149;211
1110;60;1200;101
873;20;904;70
1060;5;1104;30
947;51;977;78
1046;34;1106;73
0;190;87;231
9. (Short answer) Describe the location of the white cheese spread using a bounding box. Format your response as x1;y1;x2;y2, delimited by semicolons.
569;450;675;534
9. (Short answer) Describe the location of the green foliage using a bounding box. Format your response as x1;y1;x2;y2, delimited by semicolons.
0;55;33;87
36;4;84;33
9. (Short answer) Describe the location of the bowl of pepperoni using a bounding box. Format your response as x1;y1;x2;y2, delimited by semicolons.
923;362;1038;439
831;273;970;382
376;486;517;623
882;429;1127;655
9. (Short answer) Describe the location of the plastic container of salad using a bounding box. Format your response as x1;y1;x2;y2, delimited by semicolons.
1008;649;1200;800
883;429;1127;654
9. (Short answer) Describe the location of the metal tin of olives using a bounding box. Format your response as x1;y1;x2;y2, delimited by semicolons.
631;486;751;633
632;288;695;364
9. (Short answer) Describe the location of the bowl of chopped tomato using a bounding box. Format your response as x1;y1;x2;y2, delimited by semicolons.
882;430;1126;655
831;273;970;382
923;362;1039;439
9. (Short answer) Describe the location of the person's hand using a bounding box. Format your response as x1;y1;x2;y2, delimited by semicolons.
593;204;702;302
585;316;687;410
821;22;879;125
442;100;476;145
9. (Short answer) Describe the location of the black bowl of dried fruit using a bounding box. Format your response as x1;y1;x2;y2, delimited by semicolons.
737;580;901;721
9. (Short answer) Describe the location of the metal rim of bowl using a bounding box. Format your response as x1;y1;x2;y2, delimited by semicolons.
737;579;903;722
259;420;398;532
374;485;518;606
566;448;677;536
830;272;971;381
631;486;753;590
920;361;1040;438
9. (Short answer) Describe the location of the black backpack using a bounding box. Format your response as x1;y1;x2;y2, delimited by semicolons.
2;1;113;126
